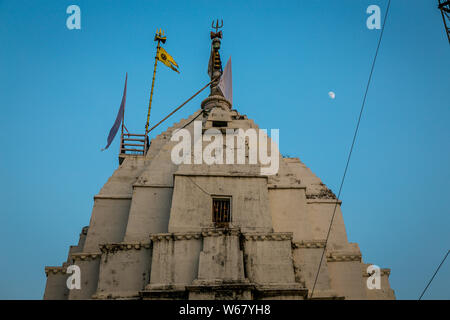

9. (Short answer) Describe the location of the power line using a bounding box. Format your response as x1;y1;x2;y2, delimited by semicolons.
179;110;204;130
418;249;449;300
147;77;218;135
310;0;391;298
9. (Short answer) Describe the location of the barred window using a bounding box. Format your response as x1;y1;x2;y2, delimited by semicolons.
212;197;231;225
212;121;227;127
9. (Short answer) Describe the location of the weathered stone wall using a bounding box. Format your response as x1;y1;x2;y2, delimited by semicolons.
123;186;173;242
243;233;296;284
83;198;131;252
94;243;152;299
44;267;69;300
67;254;100;300
43;106;395;300
268;187;311;241
169;174;272;233
148;234;202;288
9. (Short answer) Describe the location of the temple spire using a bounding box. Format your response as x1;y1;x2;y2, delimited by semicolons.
208;19;224;96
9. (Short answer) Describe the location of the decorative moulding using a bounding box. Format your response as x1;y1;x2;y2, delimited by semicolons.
292;240;327;249
326;252;362;262
44;266;67;276
243;232;293;241
99;242;151;253
362;268;391;277
70;252;101;261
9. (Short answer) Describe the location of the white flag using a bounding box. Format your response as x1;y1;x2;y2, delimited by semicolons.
218;57;232;106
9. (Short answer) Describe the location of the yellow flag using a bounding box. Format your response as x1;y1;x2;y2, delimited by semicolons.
157;47;179;73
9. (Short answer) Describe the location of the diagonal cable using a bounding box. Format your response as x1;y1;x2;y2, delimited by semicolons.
418;249;449;300
310;0;391;298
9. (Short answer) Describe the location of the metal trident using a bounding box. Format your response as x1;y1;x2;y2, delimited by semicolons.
212;19;223;33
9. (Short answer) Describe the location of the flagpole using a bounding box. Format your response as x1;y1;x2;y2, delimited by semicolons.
122;72;127;137
144;29;169;153
120;73;126;155
145;46;159;135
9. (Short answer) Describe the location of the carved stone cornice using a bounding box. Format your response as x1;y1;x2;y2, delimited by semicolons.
202;228;241;237
306;199;342;204
254;284;308;300
99;242;151;253
243;232;293;241
292;240;326;249
268;185;306;190
149;233;203;241
306;184;337;200
70;253;101;261
45;266;67;276
362;268;391;277
175;172;268;179
327;252;362;262
174;233;202;240
149;233;174;242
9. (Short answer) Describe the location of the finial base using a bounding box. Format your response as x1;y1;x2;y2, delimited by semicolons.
201;95;232;111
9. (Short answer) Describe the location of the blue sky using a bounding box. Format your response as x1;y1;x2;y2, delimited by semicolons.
0;0;448;299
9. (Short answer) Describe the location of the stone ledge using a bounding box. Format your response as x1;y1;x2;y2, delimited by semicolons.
145;284;188;291
175;172;268;179
202;228;241;237
149;231;295;241
149;233;174;241
268;185;306;190
327;251;362;262
44;266;67;276
306;288;343;300
132;183;174;188
150;229;243;239
141;284;189;300
140;289;188;300
243;232;293;241
149;233;203;241
292;240;326;249
307;199;342;204
70;252;101;261
254;284;308;300
362;268;391;277
188;279;254;291
92;291;141;300
99;242;152;253
174;233;203;240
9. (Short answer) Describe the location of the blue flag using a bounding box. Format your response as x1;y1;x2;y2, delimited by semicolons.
102;73;127;151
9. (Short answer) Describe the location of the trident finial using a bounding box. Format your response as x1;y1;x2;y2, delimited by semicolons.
212;19;223;33
154;28;167;44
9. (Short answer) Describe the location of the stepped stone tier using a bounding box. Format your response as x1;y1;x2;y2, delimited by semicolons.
43;29;395;300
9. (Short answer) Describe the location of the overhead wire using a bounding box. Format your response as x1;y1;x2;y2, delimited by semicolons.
310;0;392;298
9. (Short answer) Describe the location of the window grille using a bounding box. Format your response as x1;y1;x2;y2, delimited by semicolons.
212;197;231;225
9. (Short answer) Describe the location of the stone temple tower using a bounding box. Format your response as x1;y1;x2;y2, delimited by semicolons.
43;27;395;300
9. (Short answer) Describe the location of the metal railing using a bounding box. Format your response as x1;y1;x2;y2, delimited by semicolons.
120;133;148;155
